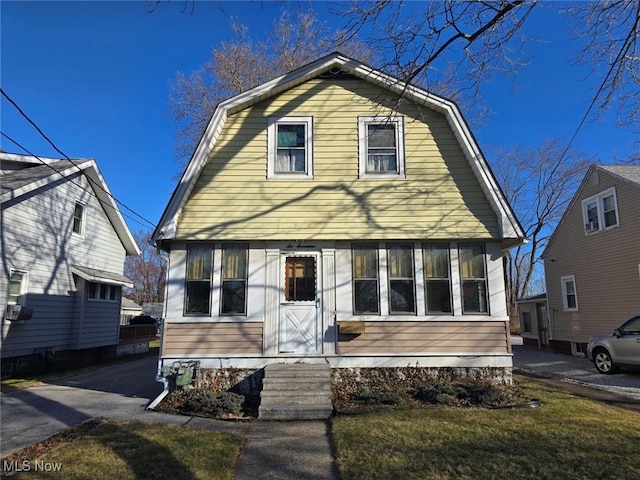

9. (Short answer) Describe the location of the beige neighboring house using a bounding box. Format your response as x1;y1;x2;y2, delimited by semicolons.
516;294;549;349
543;165;640;356
152;53;525;382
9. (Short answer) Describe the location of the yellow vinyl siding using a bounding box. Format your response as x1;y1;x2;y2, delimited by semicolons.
178;77;499;240
338;321;510;354
546;169;640;343
162;322;263;356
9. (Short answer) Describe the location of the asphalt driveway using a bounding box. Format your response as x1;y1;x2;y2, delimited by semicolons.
0;355;175;457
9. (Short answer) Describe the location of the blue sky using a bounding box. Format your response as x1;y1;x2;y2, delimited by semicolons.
2;1;637;234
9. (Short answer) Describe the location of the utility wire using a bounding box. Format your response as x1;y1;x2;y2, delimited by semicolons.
1;130;155;231
1;87;157;229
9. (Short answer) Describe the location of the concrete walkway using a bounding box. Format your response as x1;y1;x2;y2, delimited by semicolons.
185;418;337;480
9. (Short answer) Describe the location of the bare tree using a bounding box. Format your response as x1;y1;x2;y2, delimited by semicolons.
489;140;593;317
124;229;167;304
339;1;640;127
168;10;374;166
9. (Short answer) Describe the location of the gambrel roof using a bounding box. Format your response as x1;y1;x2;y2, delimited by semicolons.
153;52;524;247
0;152;140;255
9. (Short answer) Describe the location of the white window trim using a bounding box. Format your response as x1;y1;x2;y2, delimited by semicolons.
560;275;578;311
7;269;28;305
581;187;619;234
267;116;314;179
72;200;86;237
358;116;405;178
87;282;119;302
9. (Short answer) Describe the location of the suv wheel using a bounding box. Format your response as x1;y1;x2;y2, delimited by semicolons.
593;348;619;374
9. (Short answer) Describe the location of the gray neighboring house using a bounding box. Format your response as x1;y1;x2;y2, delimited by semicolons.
516;293;549;349
1;152;140;375
543;165;640;356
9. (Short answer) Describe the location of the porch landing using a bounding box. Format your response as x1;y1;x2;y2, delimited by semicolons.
259;363;334;420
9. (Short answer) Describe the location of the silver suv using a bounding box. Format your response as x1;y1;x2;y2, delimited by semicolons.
587;315;640;374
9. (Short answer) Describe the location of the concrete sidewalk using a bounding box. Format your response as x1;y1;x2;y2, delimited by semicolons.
185;418;337;480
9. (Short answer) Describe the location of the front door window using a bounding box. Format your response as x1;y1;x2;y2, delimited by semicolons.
285;257;316;301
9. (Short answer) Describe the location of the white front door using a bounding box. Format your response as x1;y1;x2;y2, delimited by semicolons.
279;253;321;354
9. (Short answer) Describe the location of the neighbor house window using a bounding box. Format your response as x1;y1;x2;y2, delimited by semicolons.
582;187;619;234
88;283;119;302
185;245;213;315
267;116;313;178
358;116;405;177
561;275;578;311
220;244;248;315
521;311;532;334
352;245;380;314
387;244;416;314
72;201;85;235
423;244;452;314
7;270;27;304
459;243;488;314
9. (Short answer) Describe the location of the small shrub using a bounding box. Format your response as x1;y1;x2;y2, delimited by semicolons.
184;391;245;416
355;388;407;405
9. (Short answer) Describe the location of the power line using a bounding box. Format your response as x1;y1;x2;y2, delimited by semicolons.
1;87;157;229
1;130;155;231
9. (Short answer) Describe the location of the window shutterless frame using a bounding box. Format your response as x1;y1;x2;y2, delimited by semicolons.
458;243;489;314
184;245;213;316
220;244;249;316
561;275;578;311
386;244;416;314
72;201;86;236
351;244;380;315
267;116;314;179
422;243;453;314
358;116;405;178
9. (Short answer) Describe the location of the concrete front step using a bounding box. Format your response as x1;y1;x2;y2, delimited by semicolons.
259;404;334;420
259;363;333;420
262;378;332;390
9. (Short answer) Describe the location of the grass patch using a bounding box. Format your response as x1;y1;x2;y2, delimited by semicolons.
332;379;640;480
2;418;243;480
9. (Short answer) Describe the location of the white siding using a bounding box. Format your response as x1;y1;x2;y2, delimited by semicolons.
1;172;128;357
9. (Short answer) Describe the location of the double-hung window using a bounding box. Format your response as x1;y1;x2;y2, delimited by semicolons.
423;244;452;314
267;116;313;179
7;270;27;304
358;116;405;178
185;245;213;315
459;243;488;314
352;245;380;314
387;244;416;314
561;275;578;311
220;244;248;315
73;201;85;235
582;187;619;234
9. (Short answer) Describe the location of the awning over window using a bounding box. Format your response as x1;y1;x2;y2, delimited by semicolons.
71;265;133;288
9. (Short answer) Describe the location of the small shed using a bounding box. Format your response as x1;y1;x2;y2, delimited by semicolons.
516;294;549;349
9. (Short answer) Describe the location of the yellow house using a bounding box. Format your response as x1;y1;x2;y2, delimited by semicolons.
152;53;524;394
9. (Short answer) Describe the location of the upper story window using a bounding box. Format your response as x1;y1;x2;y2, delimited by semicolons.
561;275;578;311
423;244;452;314
387;244;416;314
185;245;213;315
72;201;86;235
267;116;313;179
582;187;619;234
7;270;27;304
352;244;380;314
358;116;405;178
459;243;488;314
220;244;248;315
88;282;118;302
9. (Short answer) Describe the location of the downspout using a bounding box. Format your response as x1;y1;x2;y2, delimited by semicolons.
147;246;171;410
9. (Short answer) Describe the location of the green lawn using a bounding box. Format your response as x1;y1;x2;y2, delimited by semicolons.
333;381;640;480
3;419;243;480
